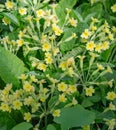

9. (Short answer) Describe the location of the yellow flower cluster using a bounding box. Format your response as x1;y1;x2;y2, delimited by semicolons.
80;18;115;54
0;0;115;129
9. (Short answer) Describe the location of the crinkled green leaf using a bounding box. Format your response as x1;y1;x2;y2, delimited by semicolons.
83;3;103;21
0;46;28;86
46;124;56;130
55;0;77;26
81;99;94;108
54;104;96;130
11;122;33;130
0;112;16;130
60;28;76;52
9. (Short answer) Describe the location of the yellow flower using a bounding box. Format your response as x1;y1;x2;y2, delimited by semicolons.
109;102;116;111
42;43;51;51
69;18;77;27
53;109;61;117
53;48;59;56
0;103;11;112
45;52;52;57
37;63;46;71
55;28;63;36
67;67;74;77
23;81;35;92
72;33;77;38
67;57;75;66
45;57;53;64
91;17;99;23
52;24;63;36
26;15;33;22
108;33;114;41
24;112;32;122
58;82;67;92
17;39;24;47
5;1;14;9
2;17;10;25
36;9;44;17
95;44;102;53
30;75;38;82
102;41;110;50
18;31;25;38
5;83;12;91
81;29;91;39
91;25;97;31
2;84;12;95
59;94;67;102
112;26;116;32
19;8;27;15
42;88;49;94
107;79;114;88
104;21;110;28
106;91;116;100
1;36;9;44
32;103;40;113
106;66;112;73
40;96;46;102
72;97;78;105
32;61;38;67
68;85;77;93
86;41;96;51
111;4;116;13
24;97;33;106
85;86;95;96
19;74;28;80
97;63;104;70
105;119;116;130
13;89;23;99
103;27;110;34
59;61;67;71
13;100;23;110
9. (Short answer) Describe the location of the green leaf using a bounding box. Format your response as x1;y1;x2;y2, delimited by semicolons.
2;12;20;26
55;0;77;26
11;122;33;130
60;28;76;52
0;46;28;87
73;10;83;22
75;22;89;34
81;99;93;108
54;104;96;130
46;124;56;130
97;110;115;120
0;112;16;130
61;46;84;60
83;3;103;22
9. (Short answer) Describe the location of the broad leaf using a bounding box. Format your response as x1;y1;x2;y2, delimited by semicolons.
83;3;103;22
60;28;76;52
81;99;93;108
0;46;28;86
11;122;33;130
0;112;16;130
54;104;96;130
46;124;56;130
55;0;77;26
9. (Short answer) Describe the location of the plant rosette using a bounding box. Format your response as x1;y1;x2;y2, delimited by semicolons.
0;0;116;130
